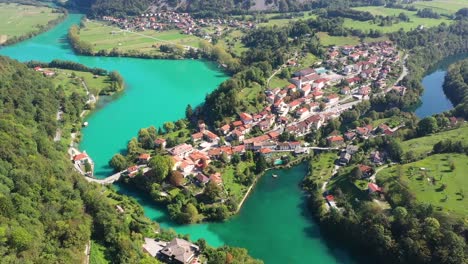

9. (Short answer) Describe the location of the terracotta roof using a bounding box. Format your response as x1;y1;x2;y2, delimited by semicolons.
191;132;203;139
127;165;139;173
358;164;372;173
73;153;88;161
259;148;273;154
139;153;150;160
328;136;344;142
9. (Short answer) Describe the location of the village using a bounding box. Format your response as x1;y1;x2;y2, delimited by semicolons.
101;11;255;42
69;41;408;222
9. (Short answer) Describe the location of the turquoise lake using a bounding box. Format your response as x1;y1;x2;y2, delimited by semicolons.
0;14;357;263
415;54;468;118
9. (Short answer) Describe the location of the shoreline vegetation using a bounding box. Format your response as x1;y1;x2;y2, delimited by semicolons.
2;1;466;262
0;55;263;263
0;3;68;46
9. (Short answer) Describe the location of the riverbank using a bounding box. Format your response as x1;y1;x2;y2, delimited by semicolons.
415;54;468;118
0;3;67;46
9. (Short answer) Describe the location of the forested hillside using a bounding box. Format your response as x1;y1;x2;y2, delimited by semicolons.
0;56;158;263
67;0;410;17
443;59;468;118
67;0;153;17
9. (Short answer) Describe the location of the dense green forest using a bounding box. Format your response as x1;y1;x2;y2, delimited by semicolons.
0;56;159;263
443;59;468;119
66;0;407;17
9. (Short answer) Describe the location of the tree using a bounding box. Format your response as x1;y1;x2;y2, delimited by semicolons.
204;182;221;203
184;203;199;223
417;117;438;136
109;154;127;172
169;171;184;187
148;155;173;182
163;122;175;133
350;166;363;180
255;154;268;174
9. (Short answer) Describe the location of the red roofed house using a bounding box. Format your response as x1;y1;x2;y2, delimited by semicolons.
368;183;382;193
203;130;220;144
259;148;273;157
327;94;339;105
154;138;166;148
301;84;311;96
73;152;90;165
358;164;373;178
218;124;231;135
295;107;310;119
327;135;344;146
232;120;243;127
311;90;323;100
169;143;194;158
191;132;203;142
239;112;253;125
126;165;139;178
138;153;151;163
313;78;328;90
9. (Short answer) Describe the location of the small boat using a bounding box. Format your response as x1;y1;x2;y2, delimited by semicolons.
83;121;89;127
272;174;278;178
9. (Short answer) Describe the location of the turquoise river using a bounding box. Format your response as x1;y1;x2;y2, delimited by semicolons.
0;14;357;263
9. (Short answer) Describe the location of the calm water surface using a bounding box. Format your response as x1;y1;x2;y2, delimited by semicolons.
415;54;468;118
0;14;357;263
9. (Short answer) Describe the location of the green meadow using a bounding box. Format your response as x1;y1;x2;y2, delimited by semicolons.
349;6;453;33
410;0;468;15
401;124;468;158
379;154;468;217
79;20;203;54
0;3;62;43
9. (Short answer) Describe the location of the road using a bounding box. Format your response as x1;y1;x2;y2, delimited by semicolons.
83;165;149;185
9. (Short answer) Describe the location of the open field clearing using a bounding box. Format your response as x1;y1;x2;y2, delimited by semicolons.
0;3;61;43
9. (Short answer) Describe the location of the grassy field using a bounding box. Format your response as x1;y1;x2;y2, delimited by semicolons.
410;0;468;15
309;152;338;183
317;32;360;46
238;82;264;113
401;124;468;157
268;76;290;89
222;163;252;202
217;29;247;56
80;20;204;55
258;12;317;27
349;7;453;33
0;3;62;43
379;154;468;217
49;68;112;96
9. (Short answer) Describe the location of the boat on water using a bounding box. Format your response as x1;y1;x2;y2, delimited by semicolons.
272;174;278;178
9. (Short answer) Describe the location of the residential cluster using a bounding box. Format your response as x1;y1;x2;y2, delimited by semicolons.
117;42;406;197
102;11;255;41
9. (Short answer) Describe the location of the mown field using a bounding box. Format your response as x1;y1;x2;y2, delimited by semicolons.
379;154;468;217
49;68;112;96
401;124;468;157
0;3;62;43
349;6;453;33
79;20;204;54
410;0;468;15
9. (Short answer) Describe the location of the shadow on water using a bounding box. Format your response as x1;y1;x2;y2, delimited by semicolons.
298;188;372;264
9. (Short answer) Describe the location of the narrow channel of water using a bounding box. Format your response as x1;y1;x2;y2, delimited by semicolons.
415;54;468;118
